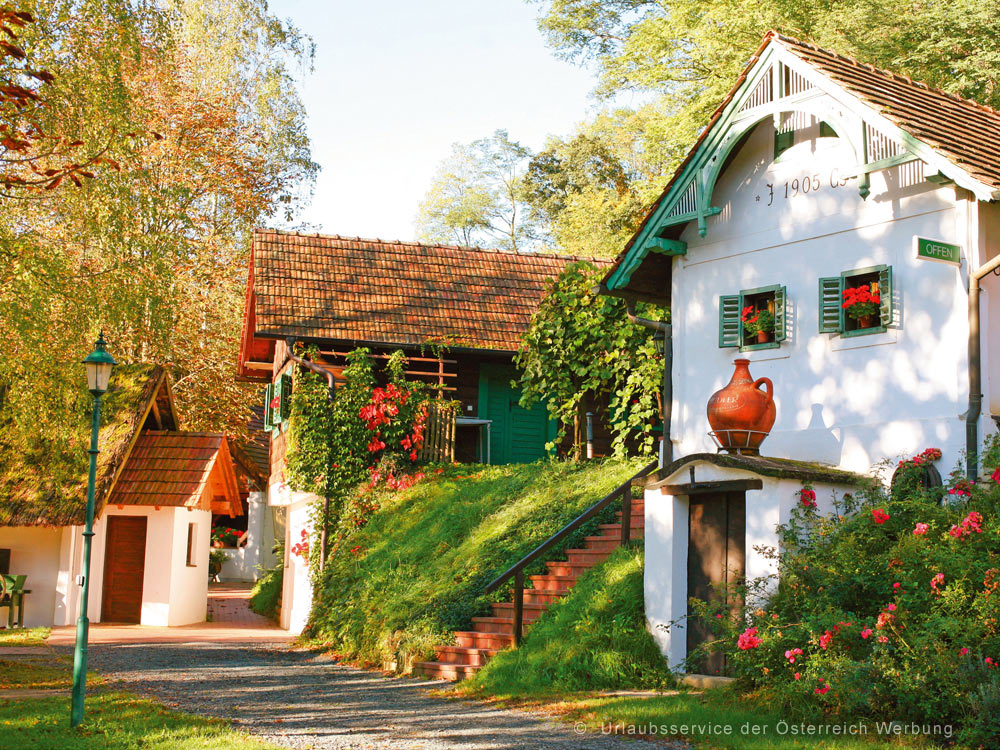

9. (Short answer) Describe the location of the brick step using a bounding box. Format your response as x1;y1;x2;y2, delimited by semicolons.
417;661;480;680
454;630;514;649
433;645;497;666
529;574;578;592
615;510;645;521
582;538;621;553
545;561;594;578
472;616;533;636
565;549;612;566
491;602;548;622
523;589;566;606
599;522;643;533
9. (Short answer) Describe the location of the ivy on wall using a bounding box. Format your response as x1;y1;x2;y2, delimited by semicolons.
515;261;667;457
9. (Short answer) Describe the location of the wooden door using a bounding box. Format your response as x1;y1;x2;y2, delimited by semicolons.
479;366;551;464
101;516;147;623
687;492;746;675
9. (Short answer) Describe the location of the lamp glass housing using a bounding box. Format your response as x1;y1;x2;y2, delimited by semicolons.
82;333;117;395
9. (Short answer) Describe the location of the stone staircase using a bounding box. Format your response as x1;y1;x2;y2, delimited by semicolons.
416;497;644;680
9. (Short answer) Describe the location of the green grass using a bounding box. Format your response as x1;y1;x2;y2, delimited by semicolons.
0;628;49;647
549;690;942;750
465;545;672;695
0;693;283;750
0;642;281;750
309;458;646;671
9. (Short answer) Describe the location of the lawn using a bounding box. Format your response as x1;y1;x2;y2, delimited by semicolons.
0;637;282;750
0;628;50;647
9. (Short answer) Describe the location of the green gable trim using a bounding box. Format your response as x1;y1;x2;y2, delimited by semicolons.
646;237;688;256
607;40;998;293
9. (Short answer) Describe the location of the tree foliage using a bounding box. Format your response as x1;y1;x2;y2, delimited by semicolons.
515;261;666;457
0;0;316;462
415;129;542;251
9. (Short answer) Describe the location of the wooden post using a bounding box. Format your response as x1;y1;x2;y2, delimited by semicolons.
621;487;632;546
513;569;524;646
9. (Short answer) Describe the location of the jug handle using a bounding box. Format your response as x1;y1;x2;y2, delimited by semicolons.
753;377;773;403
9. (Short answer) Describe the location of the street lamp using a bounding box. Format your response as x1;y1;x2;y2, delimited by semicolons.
71;332;116;728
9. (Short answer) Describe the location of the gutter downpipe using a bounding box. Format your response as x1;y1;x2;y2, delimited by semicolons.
626;302;673;467
967;254;1000;478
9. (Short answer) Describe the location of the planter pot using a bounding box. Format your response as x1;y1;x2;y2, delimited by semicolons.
756;330;773;344
212;541;224;548
707;359;776;455
857;314;875;329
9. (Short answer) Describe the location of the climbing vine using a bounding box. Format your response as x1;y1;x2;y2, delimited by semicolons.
515;261;667;457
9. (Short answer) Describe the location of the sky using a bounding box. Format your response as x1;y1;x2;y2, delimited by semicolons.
277;0;600;242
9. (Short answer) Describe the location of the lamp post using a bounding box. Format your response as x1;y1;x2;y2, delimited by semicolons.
70;333;116;728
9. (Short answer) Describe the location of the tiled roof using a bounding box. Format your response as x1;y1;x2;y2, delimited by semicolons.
249;230;608;352
108;432;238;512
775;33;1000;192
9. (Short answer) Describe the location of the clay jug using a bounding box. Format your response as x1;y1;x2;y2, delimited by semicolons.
707;359;775;454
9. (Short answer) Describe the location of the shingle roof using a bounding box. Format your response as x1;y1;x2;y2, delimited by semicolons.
248;230;608;352
108;432;241;514
775;33;1000;192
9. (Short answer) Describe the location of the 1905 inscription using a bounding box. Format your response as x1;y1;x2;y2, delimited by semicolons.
755;168;853;206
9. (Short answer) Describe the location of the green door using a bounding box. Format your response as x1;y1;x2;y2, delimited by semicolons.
478;365;553;464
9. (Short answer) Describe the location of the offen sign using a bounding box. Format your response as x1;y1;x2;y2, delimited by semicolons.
914;236;962;266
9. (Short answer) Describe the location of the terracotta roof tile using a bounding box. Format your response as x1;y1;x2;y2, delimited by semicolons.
249;230;609;352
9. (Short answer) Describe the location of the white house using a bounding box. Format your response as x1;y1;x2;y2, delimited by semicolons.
0;365;259;628
600;33;1000;671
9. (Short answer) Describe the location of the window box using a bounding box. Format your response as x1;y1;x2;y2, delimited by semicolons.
819;265;893;337
719;284;787;351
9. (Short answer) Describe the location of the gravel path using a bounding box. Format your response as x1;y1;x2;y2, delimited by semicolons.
67;641;686;750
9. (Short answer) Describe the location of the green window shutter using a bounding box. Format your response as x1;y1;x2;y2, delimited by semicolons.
773;285;787;342
279;372;293;423
263;383;274;430
719;294;742;348
819;121;837;138
877;265;893;327
818;276;844;333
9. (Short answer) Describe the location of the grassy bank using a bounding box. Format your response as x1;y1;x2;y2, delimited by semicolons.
465;546;671;694
309;458;646;670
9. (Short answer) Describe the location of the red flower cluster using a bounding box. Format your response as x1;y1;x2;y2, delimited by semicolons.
897;447;942;468
871;508;890;524
784;647;803;663
291;528;309;560
948;479;975;497
842;284;880;310
930;572;945;593
797;487;817;508
269;395;281;410
949;511;984;539
741;305;759;325
737;626;762;650
818;621;852;650
814;678;831;695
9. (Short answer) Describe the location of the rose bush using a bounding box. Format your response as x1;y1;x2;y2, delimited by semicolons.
688;442;1000;744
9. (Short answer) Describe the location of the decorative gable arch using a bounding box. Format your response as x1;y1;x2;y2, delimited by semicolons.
605;33;999;294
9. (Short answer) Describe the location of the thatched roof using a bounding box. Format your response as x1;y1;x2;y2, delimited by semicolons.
0;364;175;527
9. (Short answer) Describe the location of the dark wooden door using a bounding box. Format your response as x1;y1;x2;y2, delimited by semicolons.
101;516;147;623
687;491;746;675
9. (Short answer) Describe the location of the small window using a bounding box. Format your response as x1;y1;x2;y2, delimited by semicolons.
186;523;197;567
263;372;293;435
719;285;787;351
818;265;893;337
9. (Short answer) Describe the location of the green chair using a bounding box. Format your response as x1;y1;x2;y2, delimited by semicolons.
0;574;27;628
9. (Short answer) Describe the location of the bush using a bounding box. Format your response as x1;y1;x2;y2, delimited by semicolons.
249;550;283;622
693;444;1000;745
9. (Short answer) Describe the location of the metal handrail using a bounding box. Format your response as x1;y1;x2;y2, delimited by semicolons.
484;459;658;645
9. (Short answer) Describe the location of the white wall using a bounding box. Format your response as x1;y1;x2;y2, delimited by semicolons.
166;508;210;626
0;526;65;628
671;117;975;476
220;490;268;582
644;460;857;669
270;481;317;634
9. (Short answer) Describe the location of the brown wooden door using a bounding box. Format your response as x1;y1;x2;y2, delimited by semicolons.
687;491;746;675
101;516;147;623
